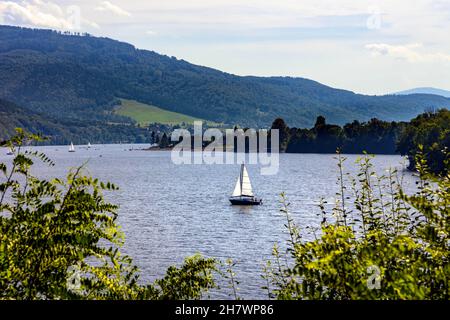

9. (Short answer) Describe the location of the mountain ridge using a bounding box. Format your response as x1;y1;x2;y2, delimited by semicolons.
394;87;450;98
0;25;450;129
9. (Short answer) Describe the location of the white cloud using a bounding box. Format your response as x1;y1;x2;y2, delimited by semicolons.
2;0;450;93
0;0;98;30
0;0;70;29
365;43;450;63
95;1;130;17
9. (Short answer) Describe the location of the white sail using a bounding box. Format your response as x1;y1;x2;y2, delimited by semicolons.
69;142;75;152
88;142;91;148
231;175;241;196
241;165;254;196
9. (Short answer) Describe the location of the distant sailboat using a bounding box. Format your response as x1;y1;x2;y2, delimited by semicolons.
69;142;75;152
87;142;92;148
229;164;262;205
6;147;14;155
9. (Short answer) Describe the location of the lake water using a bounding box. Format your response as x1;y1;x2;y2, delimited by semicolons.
0;144;417;299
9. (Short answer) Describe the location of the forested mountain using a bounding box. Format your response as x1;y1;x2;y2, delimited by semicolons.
395;87;450;98
0;99;152;144
1;25;450;130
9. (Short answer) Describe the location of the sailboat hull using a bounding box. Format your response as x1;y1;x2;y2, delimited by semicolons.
229;196;262;205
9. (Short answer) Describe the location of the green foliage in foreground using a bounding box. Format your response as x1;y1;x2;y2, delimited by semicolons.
1;129;449;300
264;150;449;299
0;129;216;299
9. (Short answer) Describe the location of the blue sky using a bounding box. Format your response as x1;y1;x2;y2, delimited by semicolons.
1;0;450;94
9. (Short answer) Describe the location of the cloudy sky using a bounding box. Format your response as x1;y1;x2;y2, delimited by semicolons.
1;0;449;94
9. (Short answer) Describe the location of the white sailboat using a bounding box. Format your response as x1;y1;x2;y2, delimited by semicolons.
69;142;75;152
87;142;92;148
229;164;262;205
6;147;14;155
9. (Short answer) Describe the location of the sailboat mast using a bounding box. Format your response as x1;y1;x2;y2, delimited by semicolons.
240;163;244;195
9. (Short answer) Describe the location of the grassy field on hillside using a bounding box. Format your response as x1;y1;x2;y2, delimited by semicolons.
115;99;213;126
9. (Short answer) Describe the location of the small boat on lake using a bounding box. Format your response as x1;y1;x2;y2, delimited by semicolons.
6;147;14;155
229;164;262;205
69;142;75;152
87;142;92;148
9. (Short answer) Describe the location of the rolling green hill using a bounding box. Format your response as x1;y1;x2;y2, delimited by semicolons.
0;25;449;130
0;98;153;144
115;99;211;125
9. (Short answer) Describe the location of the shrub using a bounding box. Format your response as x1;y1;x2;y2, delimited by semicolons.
0;129;216;300
265;150;449;299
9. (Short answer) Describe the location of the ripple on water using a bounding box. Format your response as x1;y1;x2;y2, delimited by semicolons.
2;146;416;299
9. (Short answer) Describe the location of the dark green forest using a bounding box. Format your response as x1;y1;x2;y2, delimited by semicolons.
272;109;450;174
272;116;405;154
397;109;450;174
0;99;152;144
1;25;450;128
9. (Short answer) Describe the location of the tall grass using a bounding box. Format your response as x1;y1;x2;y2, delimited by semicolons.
264;148;449;299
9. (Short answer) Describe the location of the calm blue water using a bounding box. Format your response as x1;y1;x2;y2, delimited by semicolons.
0;144;417;299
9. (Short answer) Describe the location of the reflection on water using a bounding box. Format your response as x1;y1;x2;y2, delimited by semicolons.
231;206;255;215
0;145;416;299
